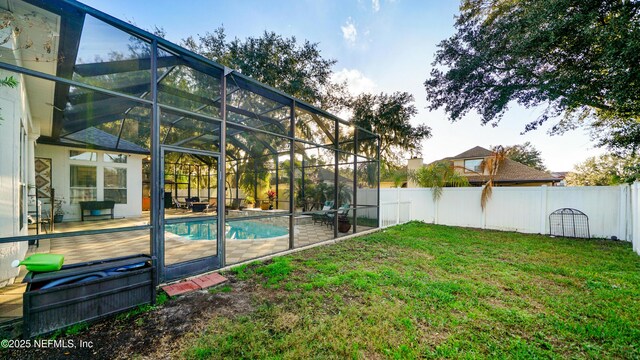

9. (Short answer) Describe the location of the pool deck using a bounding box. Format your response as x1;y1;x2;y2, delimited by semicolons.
0;210;373;323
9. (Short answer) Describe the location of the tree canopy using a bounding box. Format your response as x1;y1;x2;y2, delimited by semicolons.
183;28;348;113
381;167;408;188
565;154;640;186
425;0;640;153
410;161;469;200
492;142;547;171
184;28;431;167
350;92;431;166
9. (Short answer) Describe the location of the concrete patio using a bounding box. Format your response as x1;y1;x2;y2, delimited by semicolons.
0;211;372;323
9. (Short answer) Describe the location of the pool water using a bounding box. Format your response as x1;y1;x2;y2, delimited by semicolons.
164;220;288;241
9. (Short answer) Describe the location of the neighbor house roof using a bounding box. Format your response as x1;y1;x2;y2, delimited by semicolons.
440;146;561;185
464;158;560;184
551;171;568;179
451;146;494;159
317;168;352;183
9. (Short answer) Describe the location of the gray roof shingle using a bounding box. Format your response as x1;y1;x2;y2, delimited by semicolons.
432;146;560;184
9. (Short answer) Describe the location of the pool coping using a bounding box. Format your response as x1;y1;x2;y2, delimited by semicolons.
160;227;382;287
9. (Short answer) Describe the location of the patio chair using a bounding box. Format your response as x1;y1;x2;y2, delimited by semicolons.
324;203;350;228
173;197;186;209
203;199;217;213
311;200;334;225
185;197;200;210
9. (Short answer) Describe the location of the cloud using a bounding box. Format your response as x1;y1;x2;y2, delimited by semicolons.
332;68;377;96
341;18;357;44
372;0;380;12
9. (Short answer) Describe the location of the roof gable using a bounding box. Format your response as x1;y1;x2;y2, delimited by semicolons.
466;159;560;183
435;146;560;184
451;146;493;159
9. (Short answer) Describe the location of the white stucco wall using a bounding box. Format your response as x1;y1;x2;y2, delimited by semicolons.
34;144;144;221
0;70;31;286
406;158;424;188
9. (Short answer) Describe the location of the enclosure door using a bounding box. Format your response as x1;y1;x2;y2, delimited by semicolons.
161;146;221;281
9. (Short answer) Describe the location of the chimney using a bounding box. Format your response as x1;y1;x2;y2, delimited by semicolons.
407;157;424;188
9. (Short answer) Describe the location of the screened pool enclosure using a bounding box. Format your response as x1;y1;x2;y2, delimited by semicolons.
0;0;379;322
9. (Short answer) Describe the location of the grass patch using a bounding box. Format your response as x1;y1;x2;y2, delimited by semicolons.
116;292;169;322
49;322;89;339
229;257;293;287
184;222;640;359
209;284;232;294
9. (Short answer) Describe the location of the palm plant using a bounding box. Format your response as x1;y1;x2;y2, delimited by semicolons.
328;182;353;206
390;169;407;188
478;146;506;210
0;76;17;123
381;166;408;188
410;147;507;209
409;161;470;201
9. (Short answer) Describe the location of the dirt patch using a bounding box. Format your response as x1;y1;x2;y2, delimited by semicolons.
4;275;257;360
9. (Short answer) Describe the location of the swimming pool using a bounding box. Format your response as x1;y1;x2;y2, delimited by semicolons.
164;220;288;241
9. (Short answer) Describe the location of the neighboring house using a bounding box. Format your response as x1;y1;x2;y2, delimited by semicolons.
380;181;407;189
380;166;408;188
408;146;561;187
317;168;352;185
551;171;568;186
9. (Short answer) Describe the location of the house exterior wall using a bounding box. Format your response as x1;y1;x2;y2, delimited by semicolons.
0;0;381;290
0;70;31;286
380;181;398;188
406;158;423;188
34;144;144;221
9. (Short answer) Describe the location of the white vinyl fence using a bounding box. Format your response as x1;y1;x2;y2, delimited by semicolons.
373;184;640;256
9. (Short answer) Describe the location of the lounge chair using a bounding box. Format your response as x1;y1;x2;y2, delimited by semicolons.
312;200;334;225
325;203;350;228
173;197;186;209
203;199;217;213
185;197;200;209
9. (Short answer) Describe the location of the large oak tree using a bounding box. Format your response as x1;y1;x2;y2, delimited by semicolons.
350;92;431;166
425;0;640;154
185;28;431;166
492;142;547;171
183;28;349;113
566;154;640;185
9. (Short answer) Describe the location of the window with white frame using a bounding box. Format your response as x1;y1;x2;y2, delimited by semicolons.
70;165;97;204
104;167;127;203
69;150;129;204
103;153;127;164
70;150;97;161
464;159;483;173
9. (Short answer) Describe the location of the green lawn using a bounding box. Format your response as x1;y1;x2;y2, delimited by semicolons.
184;222;640;359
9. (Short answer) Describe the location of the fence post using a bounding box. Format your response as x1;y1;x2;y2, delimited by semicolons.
396;187;401;225
481;189;487;229
539;185;548;235
433;188;439;224
618;185;628;241
633;182;639;254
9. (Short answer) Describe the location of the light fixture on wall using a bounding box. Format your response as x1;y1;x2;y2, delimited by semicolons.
45;102;64;112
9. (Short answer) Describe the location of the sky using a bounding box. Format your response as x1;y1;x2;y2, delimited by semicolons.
81;0;605;171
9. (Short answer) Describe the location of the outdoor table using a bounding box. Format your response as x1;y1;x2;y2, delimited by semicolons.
191;202;209;212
